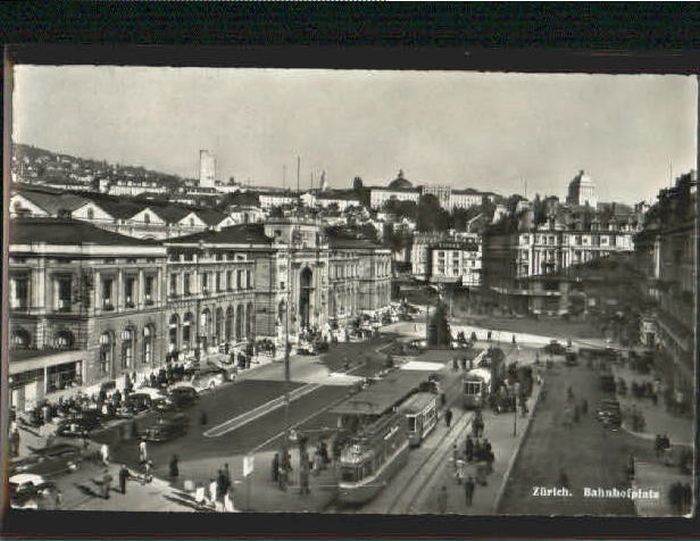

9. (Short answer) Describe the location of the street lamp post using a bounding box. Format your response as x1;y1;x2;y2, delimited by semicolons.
513;380;521;437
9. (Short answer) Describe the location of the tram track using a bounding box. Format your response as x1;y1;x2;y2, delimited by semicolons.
383;390;473;514
331;370;470;515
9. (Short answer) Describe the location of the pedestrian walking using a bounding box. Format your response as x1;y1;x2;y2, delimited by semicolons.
464;475;475;507
138;439;148;465
169;454;179;481
200;410;208;426
451;444;459;472
223;463;231;489
465;435;474;462
102;469;113;499
455;457;466;485
299;463;310;496
444;408;453;429
272;452;280;482
100;443;110;466
437;485;448;514
118;464;130;494
10;428;20;458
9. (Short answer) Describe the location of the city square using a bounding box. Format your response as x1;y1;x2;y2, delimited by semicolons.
4;66;696;518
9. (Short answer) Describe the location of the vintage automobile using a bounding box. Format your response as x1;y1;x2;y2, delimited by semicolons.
128;388;171;411
168;384;199;409
55;410;103;437
542;340;567;356
10;444;82;477
9;473;60;509
596;399;622;427
141;413;189;443
189;366;232;392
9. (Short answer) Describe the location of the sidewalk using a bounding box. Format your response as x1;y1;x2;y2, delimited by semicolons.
412;380;543;515
632;459;689;517
171;447;338;513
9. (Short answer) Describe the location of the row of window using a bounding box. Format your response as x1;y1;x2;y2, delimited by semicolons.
169;269;253;297
10;274;157;312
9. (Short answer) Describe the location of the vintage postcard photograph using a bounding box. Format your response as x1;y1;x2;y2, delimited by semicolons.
5;65;696;518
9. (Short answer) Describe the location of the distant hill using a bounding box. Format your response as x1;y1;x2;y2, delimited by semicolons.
11;143;189;188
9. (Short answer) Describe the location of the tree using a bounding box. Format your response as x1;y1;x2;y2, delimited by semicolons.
417;194;450;232
532;194;547;225
427;301;451;347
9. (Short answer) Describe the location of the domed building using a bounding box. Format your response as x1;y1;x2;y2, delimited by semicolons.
566;169;598;209
387;169;414;190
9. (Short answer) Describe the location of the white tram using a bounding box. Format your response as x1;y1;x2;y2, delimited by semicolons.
337;411;409;505
463;367;492;409
399;392;439;447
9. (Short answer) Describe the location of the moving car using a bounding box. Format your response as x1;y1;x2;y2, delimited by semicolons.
141;413;189;443
9;473;60;509
596;399;622;427
543;340;567;356
10;444;82;477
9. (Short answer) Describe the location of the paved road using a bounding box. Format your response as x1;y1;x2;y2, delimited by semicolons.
498;360;657;515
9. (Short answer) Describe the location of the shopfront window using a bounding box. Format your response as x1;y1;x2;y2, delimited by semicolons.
47;361;81;394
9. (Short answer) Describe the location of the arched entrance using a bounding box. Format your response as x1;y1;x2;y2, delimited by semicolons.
299;267;313;328
200;308;211;350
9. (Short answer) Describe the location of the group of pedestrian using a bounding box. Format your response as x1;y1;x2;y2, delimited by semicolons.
452;357;475;372
437;474;477;513
464;434;494;468
272;450;293;491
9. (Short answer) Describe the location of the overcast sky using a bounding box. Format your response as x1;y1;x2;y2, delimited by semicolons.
12;66;697;204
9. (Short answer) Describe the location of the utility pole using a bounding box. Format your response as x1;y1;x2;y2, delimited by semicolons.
283;165;286;190
297;156;301;194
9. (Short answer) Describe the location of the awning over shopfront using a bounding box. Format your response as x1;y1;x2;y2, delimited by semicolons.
9;348;87;376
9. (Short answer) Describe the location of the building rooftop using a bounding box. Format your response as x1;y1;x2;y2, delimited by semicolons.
10;217;161;246
166;223;273;245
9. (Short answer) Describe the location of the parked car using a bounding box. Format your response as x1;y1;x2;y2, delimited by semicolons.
168;385;199;409
141;413;189;443
10;444;82;477
9;473;60;509
128;389;169;412
55;411;102;437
